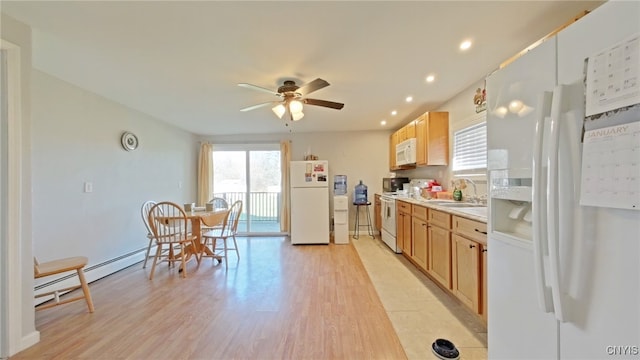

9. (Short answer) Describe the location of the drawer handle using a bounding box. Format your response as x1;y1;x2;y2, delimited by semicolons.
469;244;476;249
474;228;487;235
481;248;487;253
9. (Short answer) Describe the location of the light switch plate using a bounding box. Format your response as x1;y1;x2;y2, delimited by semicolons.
84;182;93;193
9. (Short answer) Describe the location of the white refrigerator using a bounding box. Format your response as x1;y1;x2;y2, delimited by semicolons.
486;2;640;359
290;160;330;245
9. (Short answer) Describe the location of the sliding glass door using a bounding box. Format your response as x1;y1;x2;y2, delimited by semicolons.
212;144;282;235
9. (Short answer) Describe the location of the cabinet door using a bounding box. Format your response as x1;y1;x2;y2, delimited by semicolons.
452;234;480;311
415;116;426;165
374;196;381;234
416;112;449;166
427;225;452;289
412;216;428;270
389;132;398;170
406;120;416;139
401;211;412;256
397;127;407;142
481;244;488;323
396;209;404;251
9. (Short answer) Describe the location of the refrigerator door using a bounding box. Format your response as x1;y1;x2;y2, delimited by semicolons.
486;37;557;174
290;161;329;188
290;187;329;244
554;2;640;358
487;36;560;359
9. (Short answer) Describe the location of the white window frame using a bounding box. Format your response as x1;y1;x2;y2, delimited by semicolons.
451;111;487;180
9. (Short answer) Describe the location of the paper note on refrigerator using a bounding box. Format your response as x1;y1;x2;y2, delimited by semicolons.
585;34;640;117
580;121;640;210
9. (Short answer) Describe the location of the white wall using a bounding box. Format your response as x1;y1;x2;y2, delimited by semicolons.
31;70;198;276
202;130;390;226
1;12;37;357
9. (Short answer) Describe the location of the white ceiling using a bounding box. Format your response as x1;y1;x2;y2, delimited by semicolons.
2;1;603;136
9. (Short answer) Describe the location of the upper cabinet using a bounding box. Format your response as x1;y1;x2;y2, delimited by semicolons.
416;112;449;166
389;111;449;170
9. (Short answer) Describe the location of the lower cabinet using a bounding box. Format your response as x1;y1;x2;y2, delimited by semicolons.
397;201;412;256
427;225;452;289
412;216;428;270
452;234;481;312
482;243;488;323
374;194;381;234
451;215;487;315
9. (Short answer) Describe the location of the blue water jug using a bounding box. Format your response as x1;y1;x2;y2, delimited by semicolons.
334;175;347;195
354;180;368;204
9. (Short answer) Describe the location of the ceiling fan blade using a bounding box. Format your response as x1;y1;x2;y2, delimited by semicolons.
238;83;280;96
295;78;330;96
240;101;279;112
303;98;345;110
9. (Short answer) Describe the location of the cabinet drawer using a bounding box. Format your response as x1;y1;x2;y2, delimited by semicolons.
397;201;412;214
453;216;487;244
428;209;451;229
412;205;427;221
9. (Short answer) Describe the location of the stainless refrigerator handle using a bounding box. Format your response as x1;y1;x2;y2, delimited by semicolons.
532;90;555;314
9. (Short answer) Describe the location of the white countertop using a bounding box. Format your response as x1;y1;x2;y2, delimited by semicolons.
393;196;487;223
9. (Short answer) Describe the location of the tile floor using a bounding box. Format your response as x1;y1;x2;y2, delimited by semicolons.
351;235;488;360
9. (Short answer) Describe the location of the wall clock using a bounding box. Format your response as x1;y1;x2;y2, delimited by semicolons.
121;132;139;151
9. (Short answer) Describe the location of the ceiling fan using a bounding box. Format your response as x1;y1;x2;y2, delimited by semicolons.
238;78;344;122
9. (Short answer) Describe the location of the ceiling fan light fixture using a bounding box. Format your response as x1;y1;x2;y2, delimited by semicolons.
272;104;286;119
289;99;304;113
292;111;304;121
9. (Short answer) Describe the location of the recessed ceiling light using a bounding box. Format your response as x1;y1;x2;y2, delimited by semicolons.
405;96;413;103
391;110;397;116
460;40;472;50
380;120;387;126
426;74;435;83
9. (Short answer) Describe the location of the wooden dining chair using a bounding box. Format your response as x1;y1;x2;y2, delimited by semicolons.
147;201;200;280
141;200;158;268
201;197;229;232
34;256;95;312
200;200;242;269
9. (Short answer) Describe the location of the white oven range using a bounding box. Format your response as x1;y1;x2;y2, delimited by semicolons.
380;193;401;253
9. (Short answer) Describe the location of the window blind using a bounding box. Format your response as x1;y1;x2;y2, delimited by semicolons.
452;121;487;171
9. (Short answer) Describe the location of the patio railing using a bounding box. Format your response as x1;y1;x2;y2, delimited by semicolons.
213;192;280;222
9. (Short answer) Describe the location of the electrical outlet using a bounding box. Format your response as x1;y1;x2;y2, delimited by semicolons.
84;182;93;193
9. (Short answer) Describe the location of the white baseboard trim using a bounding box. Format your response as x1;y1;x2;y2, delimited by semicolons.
34;249;147;305
18;331;40;354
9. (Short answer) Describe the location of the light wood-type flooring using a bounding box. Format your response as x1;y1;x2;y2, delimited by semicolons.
11;236;487;360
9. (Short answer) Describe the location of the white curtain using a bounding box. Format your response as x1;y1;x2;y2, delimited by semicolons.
280;140;291;232
197;143;213;206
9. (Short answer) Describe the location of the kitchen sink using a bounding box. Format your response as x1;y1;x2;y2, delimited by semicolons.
437;202;486;208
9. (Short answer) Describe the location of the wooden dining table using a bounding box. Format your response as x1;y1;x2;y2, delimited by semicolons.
185;209;228;259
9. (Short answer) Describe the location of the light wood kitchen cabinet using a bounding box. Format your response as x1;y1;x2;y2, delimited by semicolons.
374;194;381;235
411;205;428;270
405;120;416;139
427;209;452;289
451;216;487;314
452;234;481;311
397;127;407;142
481;244;488;323
389;132;398;170
415;111;449;166
396;201;412;256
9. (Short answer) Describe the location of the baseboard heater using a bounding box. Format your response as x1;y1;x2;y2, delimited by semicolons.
34;247;148;305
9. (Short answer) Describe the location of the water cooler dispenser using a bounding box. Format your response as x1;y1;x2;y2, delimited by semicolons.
333;195;349;244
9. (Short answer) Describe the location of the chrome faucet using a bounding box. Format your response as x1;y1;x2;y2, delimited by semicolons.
456;177;478;203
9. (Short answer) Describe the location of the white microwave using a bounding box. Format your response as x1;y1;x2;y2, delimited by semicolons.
396;138;416;166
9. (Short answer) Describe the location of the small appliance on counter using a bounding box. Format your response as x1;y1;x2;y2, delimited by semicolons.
382;177;409;193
